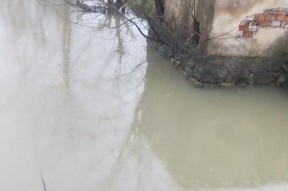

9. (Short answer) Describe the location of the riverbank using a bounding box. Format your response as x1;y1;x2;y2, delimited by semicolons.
148;20;288;88
67;1;288;88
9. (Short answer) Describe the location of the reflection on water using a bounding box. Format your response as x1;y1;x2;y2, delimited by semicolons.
0;1;288;191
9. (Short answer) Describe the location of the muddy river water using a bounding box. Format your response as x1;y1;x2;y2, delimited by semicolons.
0;1;288;191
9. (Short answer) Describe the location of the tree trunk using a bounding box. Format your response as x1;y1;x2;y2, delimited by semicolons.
154;0;164;20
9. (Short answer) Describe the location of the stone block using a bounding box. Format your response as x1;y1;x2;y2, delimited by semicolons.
276;14;285;21
282;63;288;72
271;20;281;27
264;14;276;21
249;25;258;32
253;72;277;85
259;20;272;27
256;14;265;21
158;45;173;58
242;31;254;38
239;23;249;31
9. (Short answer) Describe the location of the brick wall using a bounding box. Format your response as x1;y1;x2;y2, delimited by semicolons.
237;8;288;38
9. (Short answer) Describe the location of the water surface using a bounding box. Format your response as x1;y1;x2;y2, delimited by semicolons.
0;1;288;191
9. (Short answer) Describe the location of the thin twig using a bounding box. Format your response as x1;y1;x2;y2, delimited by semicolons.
37;159;48;191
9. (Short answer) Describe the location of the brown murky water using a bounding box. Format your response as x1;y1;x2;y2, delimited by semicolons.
0;1;288;191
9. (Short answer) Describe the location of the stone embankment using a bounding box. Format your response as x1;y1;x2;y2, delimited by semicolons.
149;20;288;88
149;0;288;88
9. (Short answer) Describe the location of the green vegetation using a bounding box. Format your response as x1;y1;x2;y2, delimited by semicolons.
132;0;153;17
277;73;288;86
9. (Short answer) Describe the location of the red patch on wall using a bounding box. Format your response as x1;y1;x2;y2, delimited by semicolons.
239;24;249;31
236;8;288;38
242;31;254;38
256;14;265;21
264;14;276;21
258;20;272;27
276;14;285;21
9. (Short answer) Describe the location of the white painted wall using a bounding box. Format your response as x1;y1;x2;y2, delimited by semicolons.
207;0;288;57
